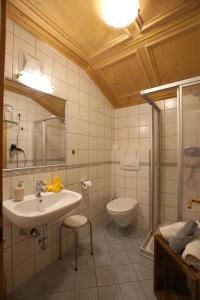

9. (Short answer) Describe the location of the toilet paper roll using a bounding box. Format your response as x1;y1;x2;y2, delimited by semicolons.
81;180;92;190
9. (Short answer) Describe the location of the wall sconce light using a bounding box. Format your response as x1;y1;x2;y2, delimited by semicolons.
17;52;54;94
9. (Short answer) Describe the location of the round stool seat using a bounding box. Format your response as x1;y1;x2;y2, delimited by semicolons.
64;215;88;228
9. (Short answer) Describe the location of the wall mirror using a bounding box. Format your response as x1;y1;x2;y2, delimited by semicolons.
3;79;66;169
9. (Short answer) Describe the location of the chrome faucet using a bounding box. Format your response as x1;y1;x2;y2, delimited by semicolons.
35;180;46;197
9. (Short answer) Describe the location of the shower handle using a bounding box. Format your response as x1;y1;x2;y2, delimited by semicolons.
187;198;200;209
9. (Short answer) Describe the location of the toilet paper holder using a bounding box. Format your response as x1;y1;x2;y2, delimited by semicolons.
80;180;92;190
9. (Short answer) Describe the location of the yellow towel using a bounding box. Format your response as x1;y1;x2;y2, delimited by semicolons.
47;176;64;193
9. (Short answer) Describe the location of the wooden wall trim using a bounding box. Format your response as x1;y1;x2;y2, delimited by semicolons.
137;47;160;87
7;2;88;67
8;0;89;61
89;33;131;60
136;50;151;88
115;88;177;108
4;79;66;118
0;0;6;297
85;65;116;106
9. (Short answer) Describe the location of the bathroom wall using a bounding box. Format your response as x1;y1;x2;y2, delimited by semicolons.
4;16;198;296
112;104;151;231
3;18;113;294
112;98;179;231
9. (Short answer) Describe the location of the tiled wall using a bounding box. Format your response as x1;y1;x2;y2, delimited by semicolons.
111;98;179;231
158;98;178;224
3;18;113;294
111;104;151;231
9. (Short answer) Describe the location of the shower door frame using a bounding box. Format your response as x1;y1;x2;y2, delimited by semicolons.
33;116;65;166
140;75;200;259
151;104;161;233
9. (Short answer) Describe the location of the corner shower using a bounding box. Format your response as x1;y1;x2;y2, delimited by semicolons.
140;76;200;259
33;115;65;166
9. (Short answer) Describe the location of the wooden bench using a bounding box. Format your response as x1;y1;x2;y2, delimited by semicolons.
154;234;200;300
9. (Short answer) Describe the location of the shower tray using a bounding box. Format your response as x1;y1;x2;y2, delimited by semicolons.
140;222;170;260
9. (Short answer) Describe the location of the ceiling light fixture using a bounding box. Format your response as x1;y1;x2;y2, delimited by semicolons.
102;0;139;28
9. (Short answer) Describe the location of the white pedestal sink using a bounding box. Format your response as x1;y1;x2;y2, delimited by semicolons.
3;189;82;228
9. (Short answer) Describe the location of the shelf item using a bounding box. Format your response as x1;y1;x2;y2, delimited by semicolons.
3;120;18;129
3;103;13;121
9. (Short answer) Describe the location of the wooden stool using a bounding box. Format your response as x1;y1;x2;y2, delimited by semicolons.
59;215;93;271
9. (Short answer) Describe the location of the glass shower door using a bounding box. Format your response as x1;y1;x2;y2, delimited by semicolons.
181;82;200;221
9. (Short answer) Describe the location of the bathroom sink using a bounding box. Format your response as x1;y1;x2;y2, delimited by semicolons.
3;189;82;228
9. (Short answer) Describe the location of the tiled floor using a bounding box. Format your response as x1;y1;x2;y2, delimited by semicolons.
8;221;156;300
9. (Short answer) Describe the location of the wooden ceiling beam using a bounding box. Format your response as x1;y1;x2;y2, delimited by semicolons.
140;0;200;32
92;7;200;68
137;47;160;87
114;88;177;108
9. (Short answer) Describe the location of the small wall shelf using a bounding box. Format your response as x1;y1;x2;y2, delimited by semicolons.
154;234;200;300
3;119;18;129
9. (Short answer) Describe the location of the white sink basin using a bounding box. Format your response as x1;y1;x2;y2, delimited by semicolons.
3;189;82;228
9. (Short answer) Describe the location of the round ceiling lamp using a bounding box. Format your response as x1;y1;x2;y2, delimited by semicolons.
102;0;139;28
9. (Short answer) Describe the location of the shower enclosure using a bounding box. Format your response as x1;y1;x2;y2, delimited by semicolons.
33;115;65;166
140;76;200;259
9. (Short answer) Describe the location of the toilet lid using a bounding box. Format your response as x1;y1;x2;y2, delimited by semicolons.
107;198;137;214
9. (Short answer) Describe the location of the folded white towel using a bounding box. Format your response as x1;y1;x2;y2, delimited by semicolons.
160;222;185;241
182;238;200;270
160;221;200;241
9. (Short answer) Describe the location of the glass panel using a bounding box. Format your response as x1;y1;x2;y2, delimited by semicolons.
152;105;160;231
33;117;65;166
182;83;200;221
45;117;65;165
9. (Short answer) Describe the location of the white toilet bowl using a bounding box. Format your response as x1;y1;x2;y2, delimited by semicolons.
106;198;138;228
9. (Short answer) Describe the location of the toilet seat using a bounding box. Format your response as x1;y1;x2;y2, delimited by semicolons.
107;198;137;214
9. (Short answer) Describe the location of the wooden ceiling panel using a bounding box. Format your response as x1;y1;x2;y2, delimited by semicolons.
139;0;188;23
7;0;200;107
25;0;128;54
100;52;150;98
148;26;200;84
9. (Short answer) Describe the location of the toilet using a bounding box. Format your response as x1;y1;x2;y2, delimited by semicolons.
106;198;138;227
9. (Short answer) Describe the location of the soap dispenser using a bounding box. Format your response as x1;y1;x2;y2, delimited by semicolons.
14;181;24;201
